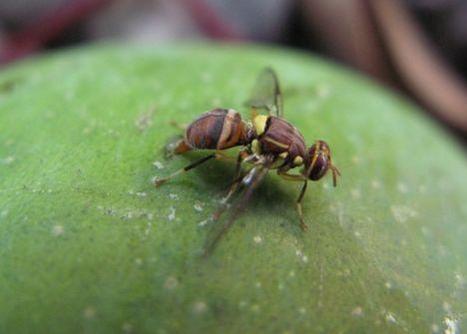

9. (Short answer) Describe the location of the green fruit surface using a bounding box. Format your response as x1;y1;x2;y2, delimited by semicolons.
0;45;466;333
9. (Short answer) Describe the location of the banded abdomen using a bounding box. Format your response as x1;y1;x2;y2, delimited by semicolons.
177;108;250;153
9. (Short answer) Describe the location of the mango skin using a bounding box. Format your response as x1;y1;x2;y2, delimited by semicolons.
0;45;466;334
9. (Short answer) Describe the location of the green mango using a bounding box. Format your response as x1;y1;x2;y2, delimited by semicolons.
0;45;466;333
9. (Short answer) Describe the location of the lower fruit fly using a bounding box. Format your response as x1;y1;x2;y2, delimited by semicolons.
155;68;340;254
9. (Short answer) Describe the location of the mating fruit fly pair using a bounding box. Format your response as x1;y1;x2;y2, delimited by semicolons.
155;68;340;255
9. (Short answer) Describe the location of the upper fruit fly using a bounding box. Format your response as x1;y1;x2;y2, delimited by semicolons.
155;68;340;254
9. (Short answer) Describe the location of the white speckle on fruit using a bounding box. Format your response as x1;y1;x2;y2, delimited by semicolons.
351;155;360;165
147;213;154;221
122;322;133;333
298;307;306;315
391;205;418;223
52;225;64;237
442;301;452;313
385;311;397;324
65;91;75;101
135;108;155;132
238;301;247;308
371;179;381;189
201;72;212;83
431;324;440;333
168;207;176;221
322;182;329;190
250;304;260;312
397;182;409;194
253;235;263;244
385;281;392;289
444;316;459;334
421;226;431;236
198;219;209;227
454;272;465;291
136;192;147;197
153;161;164;169
144;227;151;236
1;210;8;218
135;258;143;266
255;281;262;288
295;249;308;263
164;276;178;290
351;306;363;317
192;301;208;314
289;270;295;278
354;231;361;238
278;283;284;290
169;193;178;200
83;306;96;319
2;156;15;165
211;97;222;106
316;84;331;98
194;202;204;212
351;188;361;199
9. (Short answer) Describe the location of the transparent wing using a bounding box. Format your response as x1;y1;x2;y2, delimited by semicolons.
246;67;284;118
203;162;271;256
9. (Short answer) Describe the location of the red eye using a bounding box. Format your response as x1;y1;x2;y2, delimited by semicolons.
308;154;329;180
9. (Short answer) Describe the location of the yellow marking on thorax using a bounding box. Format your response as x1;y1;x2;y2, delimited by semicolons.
263;136;289;149
253;115;268;135
251;139;261;155
293;156;304;166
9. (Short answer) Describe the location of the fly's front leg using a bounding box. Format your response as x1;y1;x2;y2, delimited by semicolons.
278;171;308;231
214;151;252;220
296;181;308;231
222;151;250;201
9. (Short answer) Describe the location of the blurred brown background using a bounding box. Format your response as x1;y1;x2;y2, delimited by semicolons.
1;0;466;139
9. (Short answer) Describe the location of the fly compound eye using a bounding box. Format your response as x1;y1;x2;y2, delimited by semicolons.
308;153;329;180
307;142;330;181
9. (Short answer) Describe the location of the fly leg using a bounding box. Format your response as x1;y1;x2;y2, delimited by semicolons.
278;171;308;231
296;181;309;231
154;154;216;187
213;151;253;220
222;151;251;202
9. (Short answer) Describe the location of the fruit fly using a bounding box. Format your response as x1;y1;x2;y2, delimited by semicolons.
155;68;340;255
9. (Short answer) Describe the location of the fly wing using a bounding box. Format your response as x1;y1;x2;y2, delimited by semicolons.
246;67;284;118
203;162;272;256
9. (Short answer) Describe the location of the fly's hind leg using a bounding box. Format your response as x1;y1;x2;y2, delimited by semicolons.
155;149;242;188
154;154;216;187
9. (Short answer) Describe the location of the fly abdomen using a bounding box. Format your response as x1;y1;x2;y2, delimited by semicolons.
185;108;250;150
